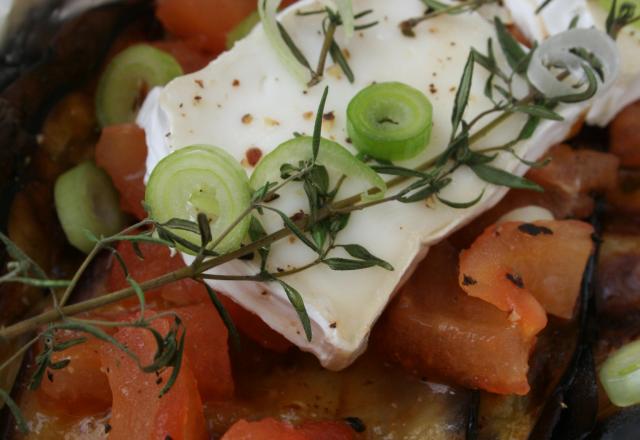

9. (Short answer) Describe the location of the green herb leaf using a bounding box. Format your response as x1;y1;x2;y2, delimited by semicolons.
313;86;330;161
494;17;527;73
451;52;475;137
338;244;394;271
202;284;241;351
159;331;185;397
277;279;312;341
512;104;564;121
126;276;146;317
437;189;485;209
261;206;317;252
470;164;544;192
0;389;28;433
323;258;378;270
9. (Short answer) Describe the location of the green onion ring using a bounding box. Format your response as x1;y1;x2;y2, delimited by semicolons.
600;339;640;407
250;136;386;201
347;82;433;161
145;145;251;254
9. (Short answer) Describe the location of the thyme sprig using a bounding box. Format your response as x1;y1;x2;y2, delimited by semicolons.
0;5;631;432
606;0;640;39
401;0;498;37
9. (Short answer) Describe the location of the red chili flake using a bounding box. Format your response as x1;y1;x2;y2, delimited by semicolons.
232;79;240;87
429;83;437;94
330;322;337;329
323;111;335;121
246;147;263;166
194;79;204;88
241;113;253;124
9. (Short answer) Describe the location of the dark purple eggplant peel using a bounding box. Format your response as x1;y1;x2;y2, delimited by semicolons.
0;2;638;439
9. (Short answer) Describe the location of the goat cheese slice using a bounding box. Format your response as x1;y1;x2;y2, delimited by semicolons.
138;0;606;369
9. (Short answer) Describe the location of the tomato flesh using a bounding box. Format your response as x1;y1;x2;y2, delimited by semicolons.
609;100;640;168
99;318;207;440
459;220;594;333
373;242;534;395
38;338;111;414
94;124;148;220
175;303;234;400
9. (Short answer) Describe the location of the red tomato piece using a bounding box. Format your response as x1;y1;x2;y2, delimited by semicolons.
373;242;535;396
99;318;207;440
155;0;297;54
222;419;306;440
106;241;209;306
94;124;148;220
459;220;594;333
38;338;111;414
152;40;213;74
297;421;355;440
175;303;234;400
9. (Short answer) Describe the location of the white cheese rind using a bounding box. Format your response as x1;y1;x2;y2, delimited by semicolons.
138;0;610;369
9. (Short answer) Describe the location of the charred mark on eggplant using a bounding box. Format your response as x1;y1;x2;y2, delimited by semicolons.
518;223;554;236
462;274;477;286
344;416;366;433
506;273;524;289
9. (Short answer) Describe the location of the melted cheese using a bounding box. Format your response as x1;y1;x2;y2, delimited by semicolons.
138;0;621;369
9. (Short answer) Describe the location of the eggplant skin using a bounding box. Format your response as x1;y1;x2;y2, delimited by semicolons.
588;406;640;440
0;1;154;438
0;0;152;229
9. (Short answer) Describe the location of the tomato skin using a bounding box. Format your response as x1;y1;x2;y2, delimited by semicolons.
94;124;148;220
373;242;534;396
175;303;234;400
459;220;594;331
221;419;354;440
99;318;207;440
152;40;213;73
156;0;297;54
38;338;111;414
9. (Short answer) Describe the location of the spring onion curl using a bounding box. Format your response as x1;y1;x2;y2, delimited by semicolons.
600;339;640;407
527;28;620;102
145;145;252;254
259;0;313;84
323;0;355;39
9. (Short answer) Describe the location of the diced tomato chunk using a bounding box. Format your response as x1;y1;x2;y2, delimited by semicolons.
152;40;213;73
219;295;293;353
222;419;306;440
609;100;640;168
221;418;353;440
459;220;594;333
373;242;534;395
99;318;207;440
106;241;209;305
156;0;297;54
38;337;111;414
175;303;234;400
95;124;148;220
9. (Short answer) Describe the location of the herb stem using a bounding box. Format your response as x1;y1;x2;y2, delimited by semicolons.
309;17;337;86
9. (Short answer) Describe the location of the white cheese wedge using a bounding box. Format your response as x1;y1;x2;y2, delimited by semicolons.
138;0;621;369
504;0;640;125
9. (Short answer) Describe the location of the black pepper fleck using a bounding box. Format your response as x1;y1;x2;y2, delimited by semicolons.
462;275;477;286
506;273;524;289
344;417;366;433
518;223;553;236
232;79;240;87
104;424;112;434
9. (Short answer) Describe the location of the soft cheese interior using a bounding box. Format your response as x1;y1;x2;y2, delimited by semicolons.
137;0;633;369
